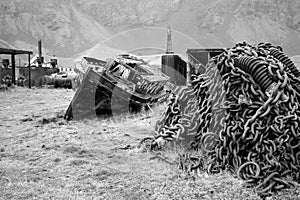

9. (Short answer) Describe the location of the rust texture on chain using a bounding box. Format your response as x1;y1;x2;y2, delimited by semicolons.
152;62;226;150
140;41;300;197
208;42;300;197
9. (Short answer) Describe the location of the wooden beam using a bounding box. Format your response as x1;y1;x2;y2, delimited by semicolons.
11;54;15;84
28;53;31;89
0;61;2;83
0;48;33;55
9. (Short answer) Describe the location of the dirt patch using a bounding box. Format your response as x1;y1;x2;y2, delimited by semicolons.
38;117;58;124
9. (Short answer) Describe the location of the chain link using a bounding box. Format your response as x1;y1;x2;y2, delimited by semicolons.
140;41;300;197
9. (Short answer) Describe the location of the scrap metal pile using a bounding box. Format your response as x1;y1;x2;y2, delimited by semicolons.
147;42;300;196
65;55;169;120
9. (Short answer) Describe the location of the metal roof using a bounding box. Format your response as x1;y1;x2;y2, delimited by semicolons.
83;57;107;66
0;47;33;55
186;48;226;52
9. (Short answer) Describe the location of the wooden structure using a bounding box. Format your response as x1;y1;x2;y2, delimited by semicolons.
186;48;225;66
0;48;33;88
186;48;225;85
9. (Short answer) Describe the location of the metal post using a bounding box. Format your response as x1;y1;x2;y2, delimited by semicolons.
28;53;31;88
11;54;15;84
19;58;22;76
0;61;2;83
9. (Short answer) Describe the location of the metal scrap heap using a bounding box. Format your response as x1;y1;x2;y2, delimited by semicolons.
150;41;300;197
64;55;169;120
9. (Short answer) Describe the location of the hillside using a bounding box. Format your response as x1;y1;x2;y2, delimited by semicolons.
193;0;300;54
0;0;110;57
0;0;300;58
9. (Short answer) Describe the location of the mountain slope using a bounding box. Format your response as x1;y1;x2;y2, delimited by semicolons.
193;0;300;54
0;0;300;57
0;0;110;57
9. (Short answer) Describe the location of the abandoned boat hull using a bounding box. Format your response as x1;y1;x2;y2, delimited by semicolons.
64;68;165;120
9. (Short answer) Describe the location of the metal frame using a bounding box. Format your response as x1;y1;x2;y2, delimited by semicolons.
0;48;33;88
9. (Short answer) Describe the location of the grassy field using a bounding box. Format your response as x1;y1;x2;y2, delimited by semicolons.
0;87;299;200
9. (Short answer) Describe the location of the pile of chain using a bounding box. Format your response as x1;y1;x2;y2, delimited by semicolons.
207;42;300;196
151;62;226;150
142;41;300;197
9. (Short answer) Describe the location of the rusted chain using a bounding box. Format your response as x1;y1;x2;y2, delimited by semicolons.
140;41;300;197
205;42;300;197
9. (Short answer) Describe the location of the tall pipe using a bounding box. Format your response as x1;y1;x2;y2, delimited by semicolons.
38;40;42;58
11;54;15;84
38;39;42;68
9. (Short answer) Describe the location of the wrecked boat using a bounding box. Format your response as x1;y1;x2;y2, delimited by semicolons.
64;55;170;120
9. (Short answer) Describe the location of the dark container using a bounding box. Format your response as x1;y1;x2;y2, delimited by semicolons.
187;48;225;67
2;59;9;67
162;54;187;85
37;57;44;64
50;59;58;67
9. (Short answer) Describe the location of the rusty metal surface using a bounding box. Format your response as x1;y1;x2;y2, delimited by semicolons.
65;56;170;120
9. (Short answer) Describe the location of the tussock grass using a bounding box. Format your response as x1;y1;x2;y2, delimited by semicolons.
1;88;299;199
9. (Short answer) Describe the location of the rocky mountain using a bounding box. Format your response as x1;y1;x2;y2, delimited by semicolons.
194;0;300;54
0;0;300;58
0;0;110;57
